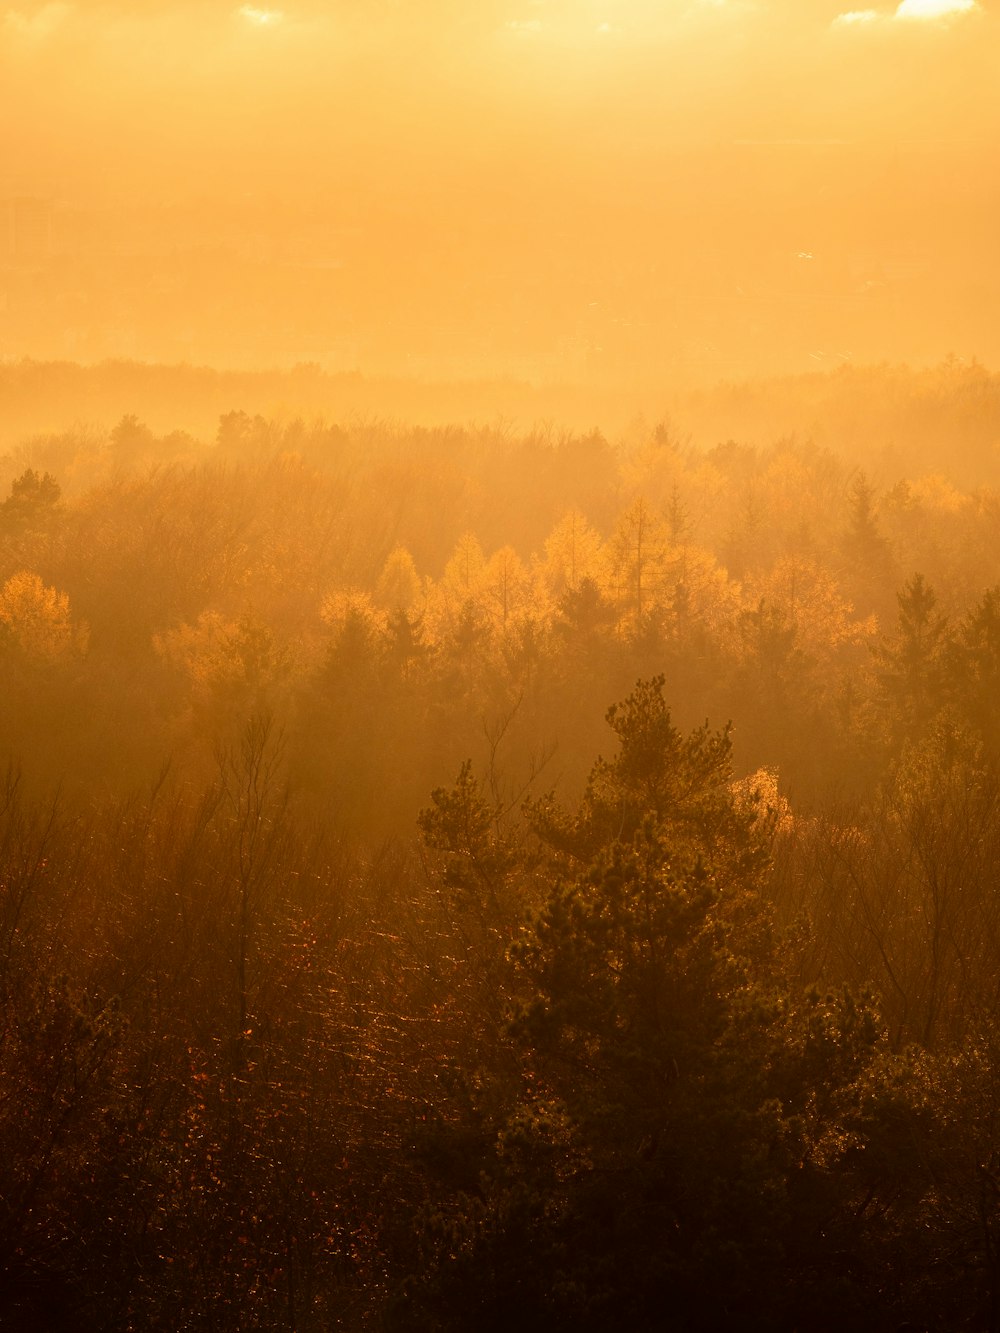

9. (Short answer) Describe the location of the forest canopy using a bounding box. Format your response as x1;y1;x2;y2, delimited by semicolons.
2;358;1000;1328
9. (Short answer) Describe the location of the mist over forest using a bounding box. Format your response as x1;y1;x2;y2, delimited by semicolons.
4;0;1000;381
4;0;1000;1328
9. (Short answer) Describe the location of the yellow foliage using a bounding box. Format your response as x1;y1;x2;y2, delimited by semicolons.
375;546;421;613
0;570;84;663
907;474;971;516
155;610;293;704
663;542;742;635
319;588;384;636
442;532;487;596
484;546;530;629
748;556;877;654
540;509;604;597
730;767;793;838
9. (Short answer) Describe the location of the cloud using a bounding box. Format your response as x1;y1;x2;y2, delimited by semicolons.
832;0;980;29
504;18;542;35
894;0;977;18
237;5;283;25
833;9;880;23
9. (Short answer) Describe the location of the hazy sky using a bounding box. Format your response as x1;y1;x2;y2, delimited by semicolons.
4;0;996;177
2;0;997;380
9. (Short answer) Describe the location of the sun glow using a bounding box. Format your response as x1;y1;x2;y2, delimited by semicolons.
2;0;997;384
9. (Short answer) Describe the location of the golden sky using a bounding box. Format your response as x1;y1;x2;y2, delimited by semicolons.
1;0;997;382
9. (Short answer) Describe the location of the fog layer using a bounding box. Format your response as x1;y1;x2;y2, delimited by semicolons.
2;0;998;380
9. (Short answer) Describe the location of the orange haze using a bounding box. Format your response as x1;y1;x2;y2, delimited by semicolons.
2;0;998;385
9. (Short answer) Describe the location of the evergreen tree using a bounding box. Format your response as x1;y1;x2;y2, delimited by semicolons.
398;680;937;1332
874;573;952;747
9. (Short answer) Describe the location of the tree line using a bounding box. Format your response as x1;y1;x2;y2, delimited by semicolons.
3;386;1000;1327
